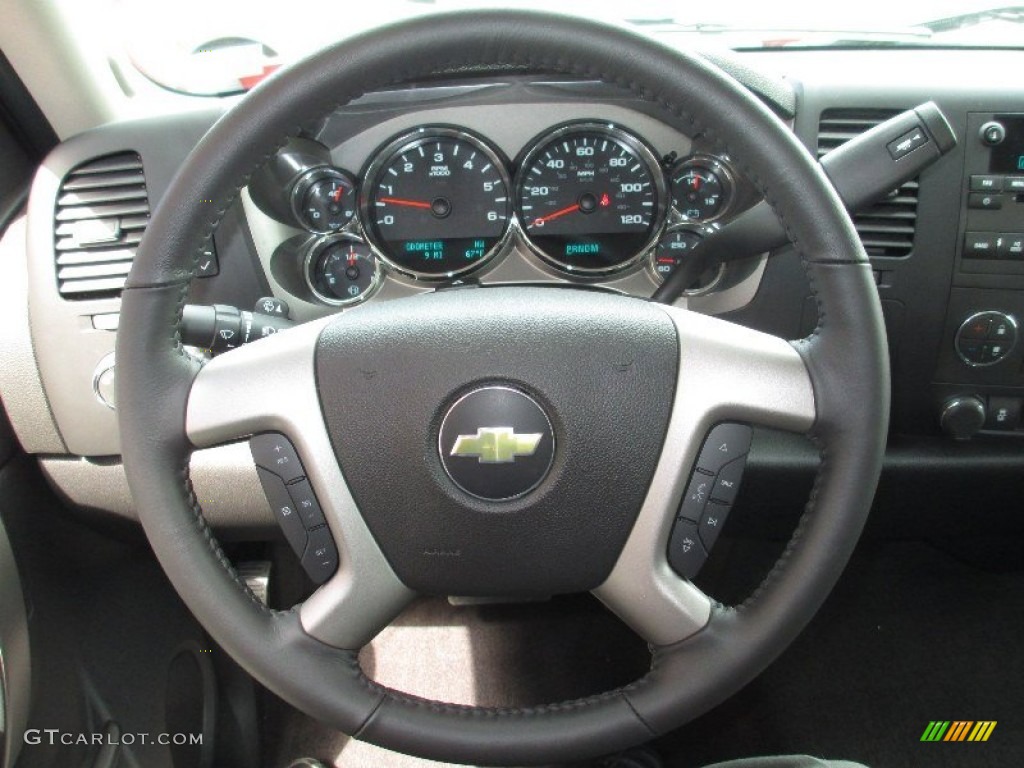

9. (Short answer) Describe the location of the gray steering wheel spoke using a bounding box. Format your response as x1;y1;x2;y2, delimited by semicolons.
595;307;816;647
186;320;414;650
667;306;818;433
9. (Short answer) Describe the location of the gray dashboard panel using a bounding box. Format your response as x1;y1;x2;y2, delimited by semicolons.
0;217;65;453
39;442;275;533
24;109;225;457
20;79;770;466
17;47;1024;524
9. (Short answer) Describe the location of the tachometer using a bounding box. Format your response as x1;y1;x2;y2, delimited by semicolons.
362;128;511;279
515;123;666;274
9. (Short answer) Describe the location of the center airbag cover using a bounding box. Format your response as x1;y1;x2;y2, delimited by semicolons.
315;287;678;596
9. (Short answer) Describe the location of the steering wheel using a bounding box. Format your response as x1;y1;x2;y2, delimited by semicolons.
117;10;888;766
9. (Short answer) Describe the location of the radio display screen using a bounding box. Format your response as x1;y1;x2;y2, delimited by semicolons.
990;115;1024;174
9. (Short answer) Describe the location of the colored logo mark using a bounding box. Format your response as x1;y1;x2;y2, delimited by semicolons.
920;721;997;742
450;427;542;464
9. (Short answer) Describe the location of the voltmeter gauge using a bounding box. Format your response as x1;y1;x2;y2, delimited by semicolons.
305;235;381;306
669;156;734;223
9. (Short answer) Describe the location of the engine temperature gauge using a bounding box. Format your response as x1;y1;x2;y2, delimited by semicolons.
650;228;725;297
306;236;381;306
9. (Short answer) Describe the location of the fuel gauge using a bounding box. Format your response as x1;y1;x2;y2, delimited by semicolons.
306;235;381;306
291;167;357;233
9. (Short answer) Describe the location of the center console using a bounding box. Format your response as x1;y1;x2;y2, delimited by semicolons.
934;112;1024;438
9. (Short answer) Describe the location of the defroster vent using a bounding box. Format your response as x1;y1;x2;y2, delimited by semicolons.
53;153;150;298
818;109;919;258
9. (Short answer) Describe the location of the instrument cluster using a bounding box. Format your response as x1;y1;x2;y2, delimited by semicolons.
248;121;743;307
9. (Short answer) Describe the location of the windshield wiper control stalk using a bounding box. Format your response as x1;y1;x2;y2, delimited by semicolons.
181;299;296;352
652;101;957;304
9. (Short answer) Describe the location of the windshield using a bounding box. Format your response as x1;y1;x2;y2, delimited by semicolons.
113;0;1024;96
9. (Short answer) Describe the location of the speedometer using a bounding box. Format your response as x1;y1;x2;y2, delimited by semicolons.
515;123;666;274
362;127;511;279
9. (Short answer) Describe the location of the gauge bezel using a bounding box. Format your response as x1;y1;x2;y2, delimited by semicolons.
647;224;727;298
668;154;737;224
513;121;668;278
290;166;359;234
303;232;382;307
359;126;513;282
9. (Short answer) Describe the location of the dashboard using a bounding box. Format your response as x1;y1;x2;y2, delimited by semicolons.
238;83;768;329
248;115;751;307
3;46;1024;533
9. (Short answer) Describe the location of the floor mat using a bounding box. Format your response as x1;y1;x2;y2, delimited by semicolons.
262;594;648;768
263;539;1023;768
658;539;1024;768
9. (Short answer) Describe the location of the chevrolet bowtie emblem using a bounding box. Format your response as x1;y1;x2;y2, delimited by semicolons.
450;427;543;464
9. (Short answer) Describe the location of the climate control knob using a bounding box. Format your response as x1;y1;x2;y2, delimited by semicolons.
940;396;987;440
955;311;1017;367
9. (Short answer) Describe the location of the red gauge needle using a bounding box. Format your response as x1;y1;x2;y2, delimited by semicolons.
530;202;580;228
379;196;432;209
332;186;346;203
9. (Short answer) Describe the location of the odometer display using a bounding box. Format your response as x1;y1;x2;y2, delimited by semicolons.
362;128;511;278
516;123;666;274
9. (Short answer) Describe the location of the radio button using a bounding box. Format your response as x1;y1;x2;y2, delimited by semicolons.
998;234;1024;259
963;232;997;259
968;193;1003;210
970;175;1003;192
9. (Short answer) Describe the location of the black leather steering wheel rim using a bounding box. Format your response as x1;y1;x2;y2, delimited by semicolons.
116;10;889;765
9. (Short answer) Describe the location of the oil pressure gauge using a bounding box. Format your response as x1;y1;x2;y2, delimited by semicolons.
305;235;381;306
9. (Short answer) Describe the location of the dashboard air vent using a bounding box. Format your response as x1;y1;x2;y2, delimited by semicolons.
817;109;919;258
53;153;150;299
